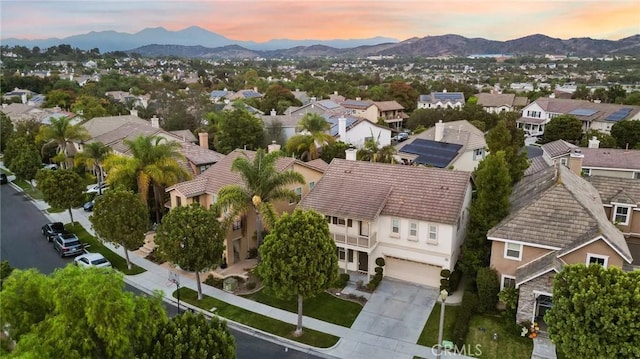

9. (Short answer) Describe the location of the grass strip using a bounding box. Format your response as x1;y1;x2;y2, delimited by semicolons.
12;179;44;200
417;303;460;347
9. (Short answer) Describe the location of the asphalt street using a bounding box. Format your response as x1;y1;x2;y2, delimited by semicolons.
0;182;319;359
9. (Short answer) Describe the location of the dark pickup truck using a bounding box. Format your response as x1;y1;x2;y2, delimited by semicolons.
42;222;67;242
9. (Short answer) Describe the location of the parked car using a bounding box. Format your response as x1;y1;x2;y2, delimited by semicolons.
83;199;95;212
86;183;109;194
74;253;111;268
0;173;7;184
42;163;58;170
42;222;67;242
53;232;84;257
397;132;409;142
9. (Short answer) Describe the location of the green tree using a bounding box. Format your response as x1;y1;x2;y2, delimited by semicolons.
540;115;583;144
74;141;111;194
571;85;590;100
0;265;167;358
260;84;301;114
298;113;333;146
285;135;317;161
216;149;305;251
579;130;617;148
35;116;90;168
0;261;14;289
42;89;76;109
485;119;529;184
155;204;225;300
145;311;235;359
90;190;148;270
36;169;85;223
0;113;14;152
103;135;190;223
257;209;338;335
610;120;640;149
546;264;640;358
215;104;265;154
357;136;397;163
72;95;109;119
7;135;41;188
319;141;349;163
476;267;500;313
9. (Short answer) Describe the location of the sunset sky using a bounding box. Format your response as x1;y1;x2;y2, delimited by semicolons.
2;0;639;42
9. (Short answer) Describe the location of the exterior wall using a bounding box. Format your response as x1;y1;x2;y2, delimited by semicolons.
451;150;485;172
628;209;640;239
484;105;512;114
558;239;624;268
589;121;614;134
344;122;392;148
516;272;555;323
585;168;636;179
521;103;547;120
490;241;553;278
451;182;473;266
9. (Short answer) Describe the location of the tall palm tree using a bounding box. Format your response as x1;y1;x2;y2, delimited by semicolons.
75;141;111;195
358;132;397;163
285;134;316;161
296;113;334;158
103;135;191;223
36;116;90;168
216;149;305;251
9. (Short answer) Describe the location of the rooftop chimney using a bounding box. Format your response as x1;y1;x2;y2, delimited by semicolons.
568;149;584;176
21;94;27;104
588;136;600;149
198;132;209;149
130;109;138;117
355;97;361;101
338;116;347;142
267;141;281;153
345;148;357;161
270;109;277;116
334;91;338;96
435;120;445;142
150;115;160;129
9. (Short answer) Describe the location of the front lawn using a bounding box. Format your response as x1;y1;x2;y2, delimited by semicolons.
12;179;44;200
465;314;533;359
65;223;146;275
243;289;362;327
175;287;339;348
417;303;460;347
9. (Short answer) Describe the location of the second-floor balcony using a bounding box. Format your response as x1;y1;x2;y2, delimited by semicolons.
330;231;377;250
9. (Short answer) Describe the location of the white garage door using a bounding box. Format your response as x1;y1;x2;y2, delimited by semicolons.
384;256;441;287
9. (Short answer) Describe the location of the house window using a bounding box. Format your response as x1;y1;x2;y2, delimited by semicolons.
326;215;331;223
582;168;591;177
348;249;354;263
309;181;315;190
614;206;630;225
347;219;353;227
560;158;568;167
360;221;369;236
391;219;400;236
501;275;516;290
232;218;242;231
504;242;522;260
290;187;302;204
192;195;200;204
199;164;211;173
634;172;640;180
586;253;608;267
338;248;346;260
428;224;438;243
473;148;484;161
409;222;418;238
337;218;346;226
176;196;182;207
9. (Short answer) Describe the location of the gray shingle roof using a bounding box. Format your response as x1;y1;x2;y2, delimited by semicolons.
582;148;640;171
405;120;486;152
476;93;516;107
82;114;150;138
586;176;640;206
488;165;632;262
297;159;471;224
524;156;550;177
515;253;563;286
540;139;578;158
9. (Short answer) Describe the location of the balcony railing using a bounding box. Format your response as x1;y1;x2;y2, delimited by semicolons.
331;231;377;249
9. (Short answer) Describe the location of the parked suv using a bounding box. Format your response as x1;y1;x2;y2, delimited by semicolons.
53;233;84;257
42;222;67;242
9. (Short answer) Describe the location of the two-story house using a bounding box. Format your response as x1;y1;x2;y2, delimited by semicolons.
417;91;465;110
475;93;529;114
340;99;378;121
587;176;640;245
395;120;487;171
327;115;392;148
373;101;407;130
166;149;325;266
488;159;633;326
297;156;473;287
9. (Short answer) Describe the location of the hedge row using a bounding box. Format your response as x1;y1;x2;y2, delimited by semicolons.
452;289;479;347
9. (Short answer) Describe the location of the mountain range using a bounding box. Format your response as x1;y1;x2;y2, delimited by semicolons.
3;27;639;58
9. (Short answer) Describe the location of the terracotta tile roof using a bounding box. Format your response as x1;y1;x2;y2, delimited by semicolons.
476;93;516;107
581;148;640;171
82;114;150;138
524;156;549;177
540;139;578;158
305;158;329;173
170;130;197;143
297;159;471;224
374;100;404;111
488;165;632;262
179;142;224;166
169;149;309;198
586;176;640;206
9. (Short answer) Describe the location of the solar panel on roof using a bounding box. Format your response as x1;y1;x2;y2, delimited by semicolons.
605;108;632;122
318;100;340;109
400;139;462;168
568;108;598;116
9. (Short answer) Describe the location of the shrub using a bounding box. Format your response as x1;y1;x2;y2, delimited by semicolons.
440;279;450;292
452;289;479;347
374;266;384;274
204;274;223;289
366;272;383;291
476;267;500;313
145;248;166;264
247;247;258;259
333;273;350;288
449;270;462;292
440;269;451;278
375;257;385;267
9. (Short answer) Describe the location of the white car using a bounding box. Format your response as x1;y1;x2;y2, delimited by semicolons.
86;183;109;194
74;253;112;268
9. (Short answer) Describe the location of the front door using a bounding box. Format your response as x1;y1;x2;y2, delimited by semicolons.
358;251;368;272
535;294;552;331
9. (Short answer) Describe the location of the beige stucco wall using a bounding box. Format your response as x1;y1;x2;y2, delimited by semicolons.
558;239;624;268
490;241;553;277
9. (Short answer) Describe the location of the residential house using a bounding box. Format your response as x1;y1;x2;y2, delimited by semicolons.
395;120;487;171
417;91;465;110
516;97;640;136
373;101;407;130
586;176;640;244
326;115;392;148
488;162;633;325
105;91;150;108
341;99;378;122
226;88;263;101
298;157;473;287
475;93;529;114
166;149;325;266
210;89;230;103
1;103;44;124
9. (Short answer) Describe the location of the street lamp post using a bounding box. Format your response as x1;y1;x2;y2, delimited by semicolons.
436;289;449;359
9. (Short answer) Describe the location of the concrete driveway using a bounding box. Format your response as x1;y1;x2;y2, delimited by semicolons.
351;278;439;344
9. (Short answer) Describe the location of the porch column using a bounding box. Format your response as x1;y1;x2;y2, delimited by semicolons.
344;217;348;273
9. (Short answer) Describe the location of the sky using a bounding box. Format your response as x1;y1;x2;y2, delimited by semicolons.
2;0;639;42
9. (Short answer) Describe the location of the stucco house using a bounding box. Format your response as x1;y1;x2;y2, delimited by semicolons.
475;93;529;114
326;115;392;148
373;101;407;130
166;149;326;266
417;91;465;110
341;99;378;122
488;161;633;325
297;156;473;287
395;120;487;171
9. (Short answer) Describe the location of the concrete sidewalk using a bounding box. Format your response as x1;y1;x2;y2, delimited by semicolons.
7;173;471;359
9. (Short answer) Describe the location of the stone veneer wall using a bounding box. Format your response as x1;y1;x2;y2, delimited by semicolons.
516;272;555;324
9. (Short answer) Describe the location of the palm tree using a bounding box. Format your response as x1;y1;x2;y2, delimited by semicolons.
285;134;316;161
75;142;111;195
358;132;397;163
103;135;191;223
216;149;305;251
36;116;90;168
296;113;334;159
